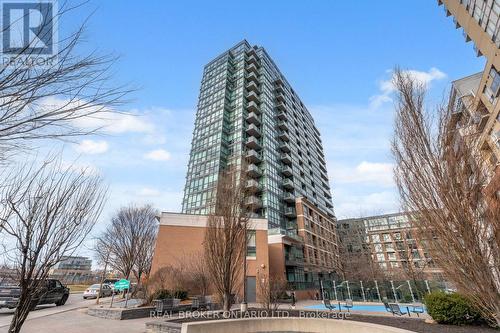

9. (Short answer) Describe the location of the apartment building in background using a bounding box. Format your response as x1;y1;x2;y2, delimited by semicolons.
337;213;443;281
438;0;500;196
152;40;340;299
49;256;93;284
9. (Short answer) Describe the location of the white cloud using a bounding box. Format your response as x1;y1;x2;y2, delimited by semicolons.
74;112;155;134
75;139;109;154
334;191;400;219
370;67;446;109
330;161;394;188
37;96;157;134
144;149;171;161
138;187;162;197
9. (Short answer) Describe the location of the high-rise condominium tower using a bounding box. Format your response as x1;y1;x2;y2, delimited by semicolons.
438;0;500;193
181;40;335;234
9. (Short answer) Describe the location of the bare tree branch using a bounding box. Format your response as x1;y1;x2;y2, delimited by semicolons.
0;157;106;333
391;68;500;326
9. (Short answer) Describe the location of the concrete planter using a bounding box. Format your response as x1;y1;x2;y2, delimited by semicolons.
88;306;155;320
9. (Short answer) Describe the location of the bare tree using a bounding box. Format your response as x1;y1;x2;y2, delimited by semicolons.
257;270;288;311
0;2;129;163
204;165;254;311
391;69;500;326
94;204;158;284
179;252;211;297
0;158;106;333
338;226;385;281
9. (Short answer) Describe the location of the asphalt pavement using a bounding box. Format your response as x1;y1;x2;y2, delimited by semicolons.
0;293;114;331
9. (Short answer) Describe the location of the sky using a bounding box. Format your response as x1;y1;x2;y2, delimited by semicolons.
39;0;486;253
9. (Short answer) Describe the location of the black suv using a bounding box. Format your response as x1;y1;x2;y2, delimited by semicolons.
0;279;70;309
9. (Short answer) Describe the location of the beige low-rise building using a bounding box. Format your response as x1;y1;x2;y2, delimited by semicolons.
439;0;500;196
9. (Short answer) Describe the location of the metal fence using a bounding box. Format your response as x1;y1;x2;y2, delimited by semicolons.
318;280;449;303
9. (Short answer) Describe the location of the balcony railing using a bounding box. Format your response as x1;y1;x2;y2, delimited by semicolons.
246;149;262;163
246;179;261;192
280;153;292;165
246;72;259;83
283;192;295;203
246;81;260;94
246;63;259;75
246;112;261;125
247;101;260;114
245;195;262;208
246;91;260;103
246;123;261;138
247;164;262;178
279;142;291;153
245;136;262;150
281;166;293;177
278;130;290;142
278;120;288;131
283;179;294;190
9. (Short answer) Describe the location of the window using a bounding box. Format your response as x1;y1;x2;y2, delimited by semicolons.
490;66;500;96
247;231;256;257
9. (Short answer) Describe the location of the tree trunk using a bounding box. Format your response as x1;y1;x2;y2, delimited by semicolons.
223;292;231;312
8;291;33;333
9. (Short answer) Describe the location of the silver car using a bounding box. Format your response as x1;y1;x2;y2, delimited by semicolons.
83;284;113;299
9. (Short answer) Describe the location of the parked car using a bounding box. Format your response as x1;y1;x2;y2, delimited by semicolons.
102;279;119;294
83;284;113;299
0;279;69;310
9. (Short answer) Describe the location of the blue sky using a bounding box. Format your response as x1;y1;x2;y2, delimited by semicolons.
51;0;485;249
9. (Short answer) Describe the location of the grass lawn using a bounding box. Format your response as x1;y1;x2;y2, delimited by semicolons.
67;284;89;293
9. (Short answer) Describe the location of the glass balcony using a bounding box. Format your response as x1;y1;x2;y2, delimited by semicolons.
246;81;260;94
278;130;290;142
245;195;262;208
246;54;260;67
247;101;260;114
280;153;292;165
246;63;259;75
284;206;296;217
245;136;262;150
246;123;261;138
279;142;291;153
281;166;293;177
246;112;261;125
276;93;285;103
246;179;261;192
246;48;258;57
246;149;262;163
246;71;259;83
283;192;295;203
276;102;286;112
283;178;294;190
277;111;287;120
278;120;288;131
247;164;262;178
246;91;260;104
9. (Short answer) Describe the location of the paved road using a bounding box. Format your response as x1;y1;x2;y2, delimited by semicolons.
0;293;115;331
